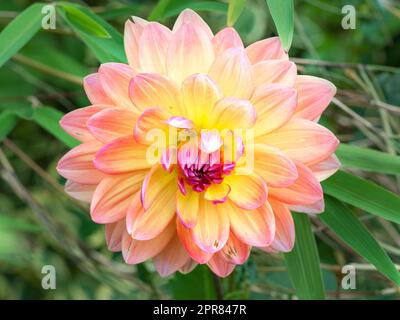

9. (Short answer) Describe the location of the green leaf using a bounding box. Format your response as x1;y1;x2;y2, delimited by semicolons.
148;0;172;21
323;171;400;224
266;0;294;51
58;3;111;38
57;3;126;63
169;265;217;299
0;112;18;141
227;0;247;26
163;2;228;20
284;213;325;299
32;107;79;148
0;3;45;68
337;144;400;175
321;197;400;285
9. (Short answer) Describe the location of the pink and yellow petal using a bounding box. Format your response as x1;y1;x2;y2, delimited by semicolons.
246;37;288;64
204;183;230;203
83;73;115;105
252;60;297;87
212;27;243;56
220;231;250;265
177;188;200;228
124;17;148;71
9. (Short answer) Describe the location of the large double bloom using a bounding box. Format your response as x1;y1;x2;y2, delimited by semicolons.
57;9;340;277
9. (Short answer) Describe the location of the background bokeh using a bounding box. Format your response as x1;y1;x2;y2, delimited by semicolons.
0;0;399;299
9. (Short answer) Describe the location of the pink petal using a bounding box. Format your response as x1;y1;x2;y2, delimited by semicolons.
252;60;297;87
200;129;223;153
105;220;125;252
207;253;235;277
309;154;341;181
134;107;170;144
212;27;243;56
220;231;250;265
166;116;194;129
289;198;325;215
64;180;96;203
124;18;148;71
83;74;115;105
172;9;213;38
246;37;288;64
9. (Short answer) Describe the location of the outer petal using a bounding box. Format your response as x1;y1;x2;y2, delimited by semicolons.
207;98;256;130
83;74;114;105
60;105;108;142
172;9;213;38
176;218;212;264
208;47;253;99
141;165;176;210
122;220;175;264
251;84;297;136
64;180;96;203
177;188;200;228
224;173;267;210
87;108;137;143
289;198;325;215
257;119;339;165
309;154;341;181
254;144;298;188
179;260;198;274
246;37;288;64
260;199;294;252
153;235;191;277
138;22;172;74
220;231;250;265
225;200;275;247
129;73;181;114
98;63;135;109
105;220;125;252
181;73;222;126
94;136;152;174
127;180;177;240
134;107;170;144
207;253;235;278
167;16;214;84
212;27;243;56
57;141;105;184
192;198;230;253
293;75;336;121
252;60;297;87
124;18;148;71
269;161;323;206
90;171;146;223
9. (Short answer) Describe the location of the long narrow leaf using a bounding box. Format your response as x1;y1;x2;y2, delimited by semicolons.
227;0;247;26
266;0;294;51
0;3;45;68
32;107;79;148
284;213;325;299
336;144;400;175
0;112;18;141
321;197;400;285
323;171;400;224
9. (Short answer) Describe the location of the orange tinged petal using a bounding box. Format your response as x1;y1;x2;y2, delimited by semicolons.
167;15;214;84
208;47;253;99
246;37;288;64
226;200;275;247
269;161;323;206
91;171;146;223
153;235;191;277
83;73;114;105
59;105;107;142
225;173;267;210
94;136;152;174
260;199;295;252
127;180;177;240
257;119;339;165
207;253;235;277
64;180;96;203
129;73;181;114
141;165;176;210
138;22;172;74
134;107;170;144
254;144;298;188
208;98;256;130
220;231;250;265
57;140;105;184
122;220;175;264
212;27;243;56
176;218;212;264
98;63;135;109
192;199;230;253
177;188;200;228
87;108;137;143
181;73;221;126
252;60;297;87
251;84;297;136
308;154;340;181
105;220;125;252
293;75;336;121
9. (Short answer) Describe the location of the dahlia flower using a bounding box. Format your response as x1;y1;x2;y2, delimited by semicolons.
57;9;340;277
